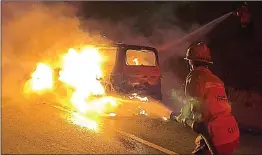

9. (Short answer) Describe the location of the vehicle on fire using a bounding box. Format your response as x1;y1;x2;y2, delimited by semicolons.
54;43;162;101
105;43;162;101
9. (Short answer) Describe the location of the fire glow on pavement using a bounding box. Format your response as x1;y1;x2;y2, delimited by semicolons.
71;112;99;132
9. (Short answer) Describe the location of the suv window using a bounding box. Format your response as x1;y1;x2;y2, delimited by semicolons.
126;50;156;66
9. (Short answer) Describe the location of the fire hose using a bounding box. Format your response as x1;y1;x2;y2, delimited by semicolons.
170;112;219;155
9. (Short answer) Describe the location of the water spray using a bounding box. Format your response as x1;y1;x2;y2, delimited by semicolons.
160;2;252;57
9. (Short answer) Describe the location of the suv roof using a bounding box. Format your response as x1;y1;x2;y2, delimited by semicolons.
97;43;157;52
114;43;157;51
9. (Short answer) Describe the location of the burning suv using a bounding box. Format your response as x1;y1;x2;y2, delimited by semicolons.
100;43;162;100
53;43;162;101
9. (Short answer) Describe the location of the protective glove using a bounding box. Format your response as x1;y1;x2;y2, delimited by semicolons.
170;112;179;121
170;113;192;128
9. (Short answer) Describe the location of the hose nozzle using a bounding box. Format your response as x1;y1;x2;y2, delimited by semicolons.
234;2;251;28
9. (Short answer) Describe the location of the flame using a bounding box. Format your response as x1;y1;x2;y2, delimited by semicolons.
58;46;118;115
129;93;148;102
108;113;117;117
25;46;121;131
133;57;139;65
59;47;104;96
137;106;147;116
162;116;168;121
26;62;53;93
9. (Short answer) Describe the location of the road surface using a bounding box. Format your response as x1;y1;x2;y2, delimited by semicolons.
2;97;262;154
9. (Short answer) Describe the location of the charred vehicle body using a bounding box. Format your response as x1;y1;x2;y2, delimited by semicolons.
106;43;162;100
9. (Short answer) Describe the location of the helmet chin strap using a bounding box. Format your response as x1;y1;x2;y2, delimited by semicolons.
186;60;194;71
190;66;194;71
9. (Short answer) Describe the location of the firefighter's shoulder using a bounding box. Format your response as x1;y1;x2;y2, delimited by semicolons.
186;69;204;84
203;70;226;89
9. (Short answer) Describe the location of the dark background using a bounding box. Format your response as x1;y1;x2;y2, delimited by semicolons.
76;1;262;93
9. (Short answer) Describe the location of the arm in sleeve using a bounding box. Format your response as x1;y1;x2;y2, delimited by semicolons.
185;73;205;122
176;73;202;122
185;73;203;99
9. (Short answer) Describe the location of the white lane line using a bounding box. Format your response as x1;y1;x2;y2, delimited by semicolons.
116;129;178;155
50;104;178;155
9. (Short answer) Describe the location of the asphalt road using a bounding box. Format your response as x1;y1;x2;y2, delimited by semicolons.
2;97;262;154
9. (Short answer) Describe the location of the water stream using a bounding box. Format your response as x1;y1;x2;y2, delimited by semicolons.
159;12;233;56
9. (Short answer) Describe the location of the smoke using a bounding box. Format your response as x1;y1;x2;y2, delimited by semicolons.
79;3;199;56
1;2;110;102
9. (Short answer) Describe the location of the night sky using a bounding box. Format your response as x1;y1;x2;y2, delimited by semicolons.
77;1;262;93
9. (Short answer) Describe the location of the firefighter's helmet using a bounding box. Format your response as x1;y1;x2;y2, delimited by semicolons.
184;41;213;64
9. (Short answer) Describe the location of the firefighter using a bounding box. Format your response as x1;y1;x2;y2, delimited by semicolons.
174;41;240;155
